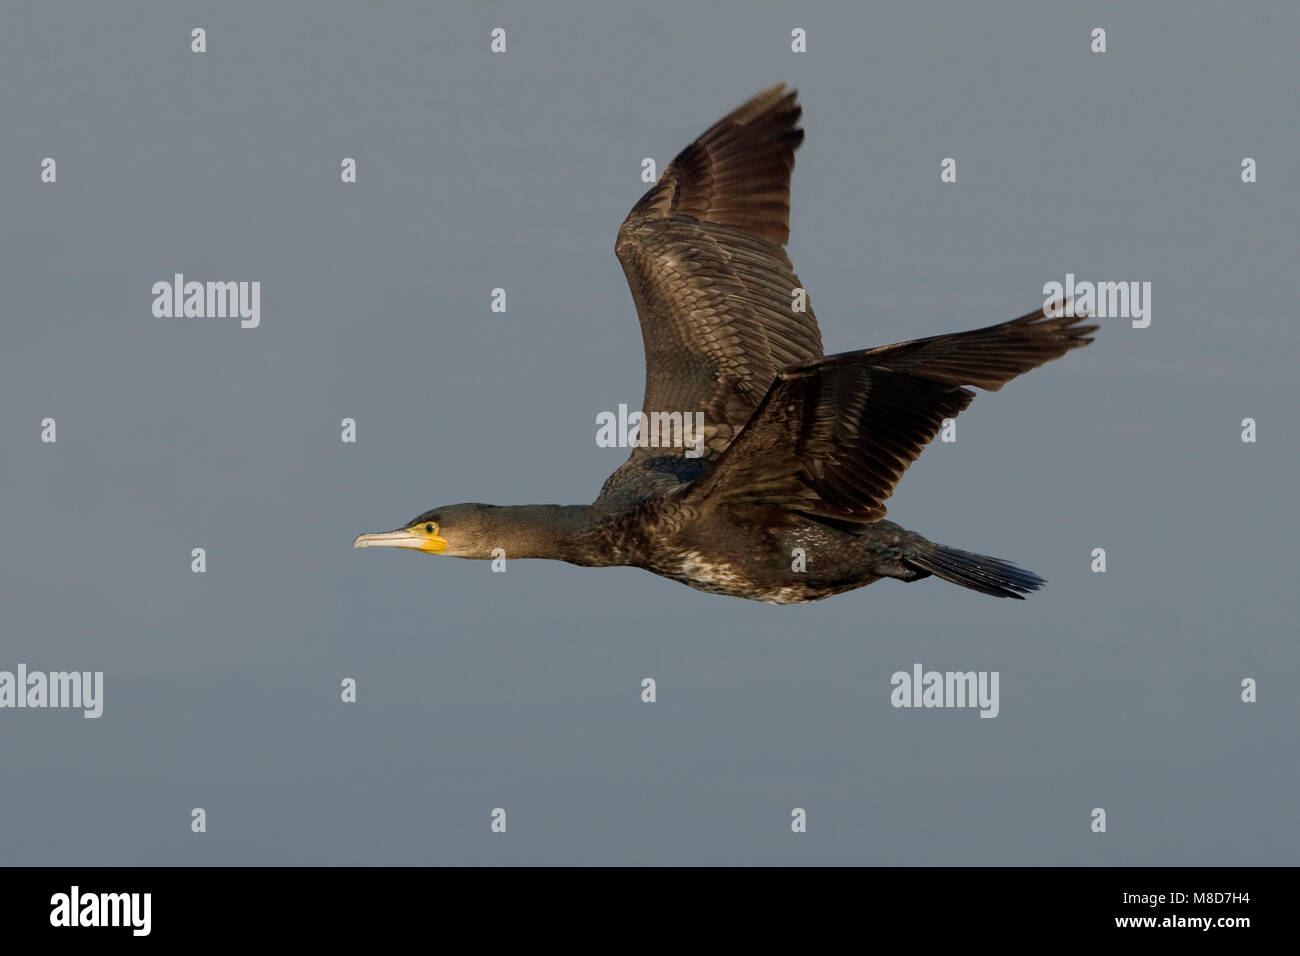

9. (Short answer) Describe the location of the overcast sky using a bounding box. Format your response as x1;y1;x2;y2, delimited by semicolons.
1;1;1296;865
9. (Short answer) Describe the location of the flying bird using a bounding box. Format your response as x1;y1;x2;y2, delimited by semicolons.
354;85;1095;603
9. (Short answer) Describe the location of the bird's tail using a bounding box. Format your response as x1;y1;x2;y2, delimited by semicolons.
905;543;1045;599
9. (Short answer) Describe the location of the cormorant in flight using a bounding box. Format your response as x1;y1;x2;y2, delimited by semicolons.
354;85;1094;603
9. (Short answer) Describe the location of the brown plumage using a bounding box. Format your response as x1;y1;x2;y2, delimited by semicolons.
599;85;822;505
687;306;1096;522
354;85;1097;604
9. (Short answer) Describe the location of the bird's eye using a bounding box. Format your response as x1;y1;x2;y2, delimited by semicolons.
426;523;437;534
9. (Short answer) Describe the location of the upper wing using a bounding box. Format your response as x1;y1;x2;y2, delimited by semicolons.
597;85;823;506
684;307;1097;522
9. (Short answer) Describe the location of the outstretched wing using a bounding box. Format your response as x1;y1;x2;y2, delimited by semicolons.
684;307;1097;522
597;85;823;506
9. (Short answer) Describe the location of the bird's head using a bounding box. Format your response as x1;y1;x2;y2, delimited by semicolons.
352;503;499;559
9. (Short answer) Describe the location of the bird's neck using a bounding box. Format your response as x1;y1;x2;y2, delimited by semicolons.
481;504;606;564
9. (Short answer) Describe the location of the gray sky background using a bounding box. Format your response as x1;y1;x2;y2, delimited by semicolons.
1;1;1296;865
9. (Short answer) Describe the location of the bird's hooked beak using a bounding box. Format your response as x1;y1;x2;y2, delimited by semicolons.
353;525;448;554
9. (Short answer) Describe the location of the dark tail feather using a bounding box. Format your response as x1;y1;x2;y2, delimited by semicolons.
905;544;1045;599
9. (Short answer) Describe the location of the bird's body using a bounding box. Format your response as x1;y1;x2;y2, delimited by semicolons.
632;511;907;605
355;85;1095;604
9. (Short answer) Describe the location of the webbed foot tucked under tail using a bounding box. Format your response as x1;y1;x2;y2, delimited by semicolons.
904;544;1045;599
